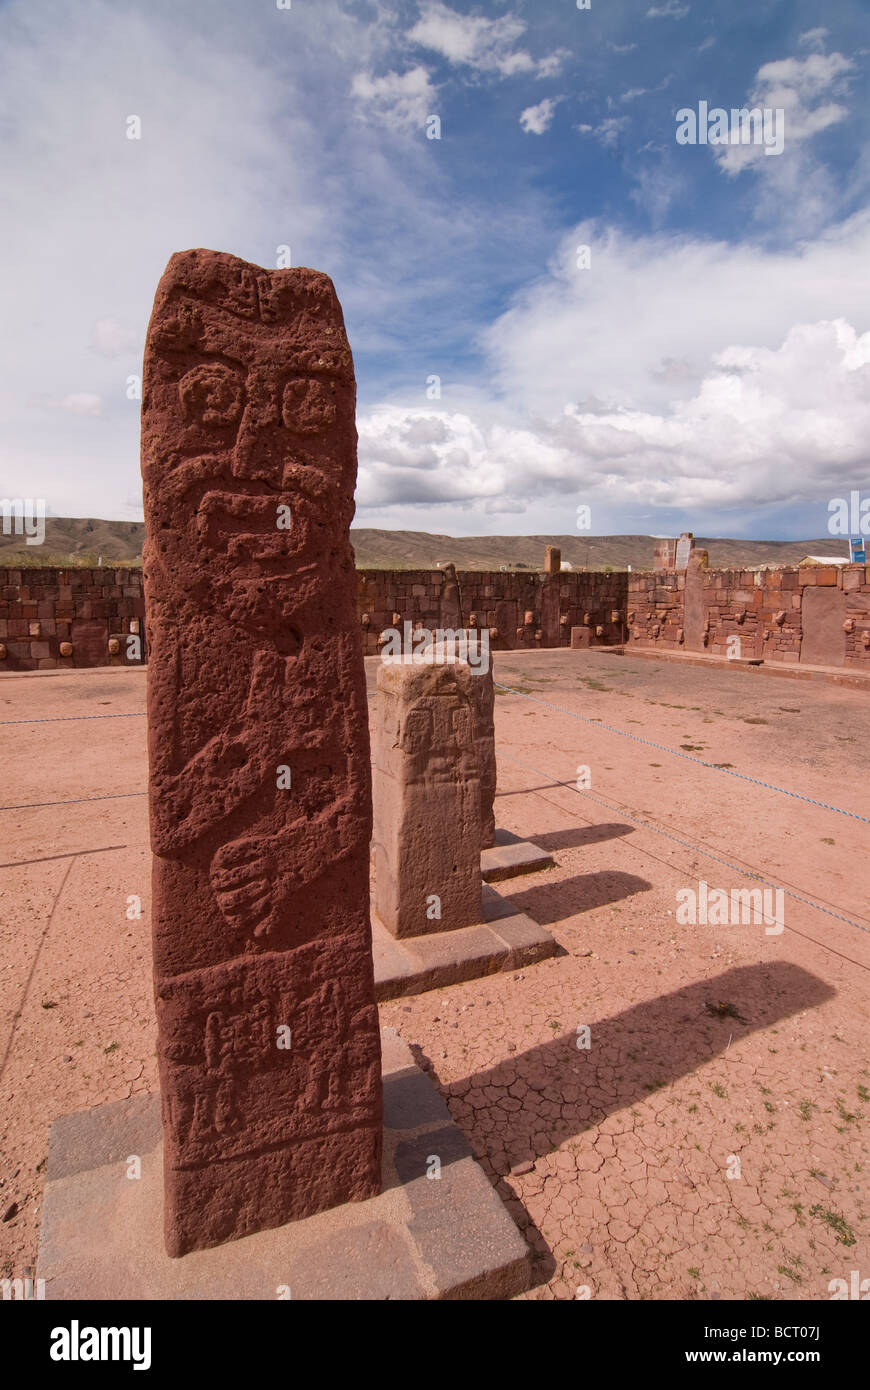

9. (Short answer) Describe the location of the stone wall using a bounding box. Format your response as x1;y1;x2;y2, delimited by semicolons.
1;561;867;671
356;567;629;656
0;567;145;669
626;561;870;669
842;566;870;668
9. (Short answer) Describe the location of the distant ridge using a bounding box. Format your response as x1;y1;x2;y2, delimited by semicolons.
0;517;852;570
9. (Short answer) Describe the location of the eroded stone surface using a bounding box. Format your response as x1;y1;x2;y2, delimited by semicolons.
141;248;381;1256
470;657;496;848
373;659;482;938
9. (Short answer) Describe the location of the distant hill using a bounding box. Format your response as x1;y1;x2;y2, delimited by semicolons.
0;516;146;566
348;530;851;571
0;517;852;571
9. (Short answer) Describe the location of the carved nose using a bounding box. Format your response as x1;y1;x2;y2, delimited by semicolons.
231;407;275;481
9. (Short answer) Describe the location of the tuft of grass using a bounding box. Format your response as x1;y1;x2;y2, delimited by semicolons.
836;1099;859;1125
809;1205;856;1246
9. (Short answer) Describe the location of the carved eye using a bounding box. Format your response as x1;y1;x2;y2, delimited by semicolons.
179;363;244;427
282;377;336;435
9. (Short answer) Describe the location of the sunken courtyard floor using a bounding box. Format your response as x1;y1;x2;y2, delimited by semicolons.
1;648;868;1300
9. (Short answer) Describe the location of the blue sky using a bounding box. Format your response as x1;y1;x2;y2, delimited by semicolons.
1;0;869;540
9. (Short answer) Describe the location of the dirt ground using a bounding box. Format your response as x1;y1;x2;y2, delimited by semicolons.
1;649;868;1299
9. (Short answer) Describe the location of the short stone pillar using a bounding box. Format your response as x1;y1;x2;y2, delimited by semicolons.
675;532;695;569
545;545;561;574
373;658;482;937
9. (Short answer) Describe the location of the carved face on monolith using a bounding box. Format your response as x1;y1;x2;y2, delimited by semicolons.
141;249;382;1256
143;254;357;648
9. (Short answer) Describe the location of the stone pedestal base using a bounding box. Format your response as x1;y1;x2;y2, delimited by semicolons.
481;829;555;882
37;1031;531;1301
372;882;559;1000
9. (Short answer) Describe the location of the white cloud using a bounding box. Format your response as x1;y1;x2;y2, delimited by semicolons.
581;115;629;151
357;404;568;509
646;2;689;18
628;160;686;226
409;1;561;79
547;318;870;510
89;318;140;358
355;213;870;529
62;393;103;416
798;28;829;53
620;75;671;102
715;51;855;176
0;0;473;517
351;65;437;131
537;50;570;80
520;97;559;135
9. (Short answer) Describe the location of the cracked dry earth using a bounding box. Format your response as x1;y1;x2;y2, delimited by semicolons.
380;650;870;1300
1;649;869;1300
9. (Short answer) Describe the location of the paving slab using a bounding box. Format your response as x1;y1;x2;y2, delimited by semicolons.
36;1029;531;1301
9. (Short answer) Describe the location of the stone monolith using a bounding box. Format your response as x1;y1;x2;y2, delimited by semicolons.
141;249;382;1257
440;563;463;630
373;658;482;937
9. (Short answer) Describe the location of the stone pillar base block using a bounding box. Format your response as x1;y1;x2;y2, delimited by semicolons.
37;1030;531;1302
373;881;560;1000
481;829;555;882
